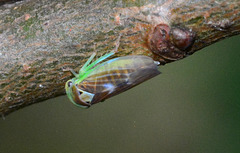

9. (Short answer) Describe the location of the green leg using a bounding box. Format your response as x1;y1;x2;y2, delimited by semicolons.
81;35;121;74
70;69;78;77
79;52;96;73
84;51;115;71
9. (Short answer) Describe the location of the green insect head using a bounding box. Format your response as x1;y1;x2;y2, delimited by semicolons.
65;35;121;108
64;50;114;108
65;78;94;108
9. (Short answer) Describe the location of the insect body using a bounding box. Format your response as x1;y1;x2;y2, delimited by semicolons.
65;48;161;108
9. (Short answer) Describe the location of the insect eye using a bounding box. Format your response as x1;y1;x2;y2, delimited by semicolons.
85;101;91;106
78;90;83;95
67;81;72;87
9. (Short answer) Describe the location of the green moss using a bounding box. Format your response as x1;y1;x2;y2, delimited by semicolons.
115;25;125;31
20;17;35;31
19;16;43;39
106;30;115;36
187;16;204;25
4;16;15;23
113;0;154;7
23;25;30;32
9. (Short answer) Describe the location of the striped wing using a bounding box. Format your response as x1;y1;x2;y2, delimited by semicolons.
77;55;161;104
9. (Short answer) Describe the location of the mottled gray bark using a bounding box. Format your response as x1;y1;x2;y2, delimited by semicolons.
0;0;240;115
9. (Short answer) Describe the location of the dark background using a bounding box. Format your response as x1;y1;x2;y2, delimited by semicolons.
0;35;240;153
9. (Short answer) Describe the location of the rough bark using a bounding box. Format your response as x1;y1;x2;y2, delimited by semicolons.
0;0;240;116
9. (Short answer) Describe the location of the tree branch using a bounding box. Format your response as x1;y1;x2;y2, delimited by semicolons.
0;0;240;115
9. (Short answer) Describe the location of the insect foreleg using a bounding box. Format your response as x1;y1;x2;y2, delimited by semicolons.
70;69;78;77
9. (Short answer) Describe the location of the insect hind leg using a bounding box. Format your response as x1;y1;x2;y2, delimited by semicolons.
82;34;122;73
79;52;97;73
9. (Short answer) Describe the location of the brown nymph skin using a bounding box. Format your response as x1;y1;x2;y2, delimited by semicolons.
148;24;196;63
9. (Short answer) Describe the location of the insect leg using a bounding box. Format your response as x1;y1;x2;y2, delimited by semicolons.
79;52;96;73
70;69;78;77
80;52;114;76
83;35;121;73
